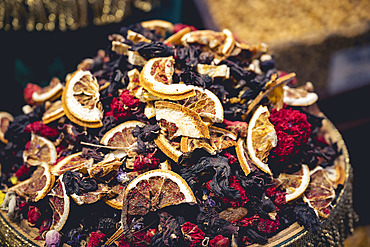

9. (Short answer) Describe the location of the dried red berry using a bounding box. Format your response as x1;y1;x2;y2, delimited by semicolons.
269;106;311;163
105;90;140;120
15;164;31;181
24;121;59;138
24;83;41;105
27;206;41;226
87;231;106;247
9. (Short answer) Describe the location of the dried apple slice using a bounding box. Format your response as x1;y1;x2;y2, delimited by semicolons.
283;82;318;106
139;56;195;100
62;69;103;128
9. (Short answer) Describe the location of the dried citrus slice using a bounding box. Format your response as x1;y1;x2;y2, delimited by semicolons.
303;166;336;218
71;183;109;205
139;56;196;100
164;26;191;45
277;164;310;202
100;120;146;159
48;174;70;231
235;138;253;176
180;126;236;154
32;77;64;104
123;169;196;215
325;163;346;186
42;100;65;124
9;163;55;202
62;69;103;128
23;133;57;166
51;152;93;176
283;82;318;106
105;171;140;209
155;101;210;139
246;105;277;175
140;19;174;37
0;111;13;144
154;133;183;163
120;169;196;241
178;87;224;123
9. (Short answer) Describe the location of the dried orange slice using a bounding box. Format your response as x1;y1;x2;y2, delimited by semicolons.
164;26;191;45
180;126;236;154
42;100;65;124
32;77;64;104
9;163;55;202
246;105;277;175
62;69;103;128
277;164;310;202
155;101;210;139
0;111;13;144
120;169;196;241
71;183;109;206
23;133;57;166
100;120;146;159
105;171;140;209
140;19;174;37
48;175;70;231
283;82;318;106
139;56;196;100
51;152;93;176
325;163;346;186
154;133;183;163
123;169;196;215
303;166;336;218
235;138;253;176
178;87;224;123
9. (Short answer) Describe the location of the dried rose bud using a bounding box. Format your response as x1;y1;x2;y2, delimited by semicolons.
45;230;61;247
27;206;41;226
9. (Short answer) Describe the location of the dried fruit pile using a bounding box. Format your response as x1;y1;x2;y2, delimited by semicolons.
0;20;346;247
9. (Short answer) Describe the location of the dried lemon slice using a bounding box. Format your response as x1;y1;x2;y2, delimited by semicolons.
155;101;210;139
9;163;55;202
277;164;310;202
283;82;318;106
303;166;336;218
154;133;183;163
178;86;224;123
0;111;13;144
23;133;57;166
62;69;103;128
32;77;64;104
246;105;277;175
164;26;191;45
139;56;196;100
48;174;70;231
42;100;65;124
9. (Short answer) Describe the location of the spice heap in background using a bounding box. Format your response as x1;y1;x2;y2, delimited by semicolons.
0;20;353;247
205;0;370;94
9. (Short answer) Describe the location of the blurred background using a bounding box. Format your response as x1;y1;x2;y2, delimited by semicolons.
0;0;369;243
